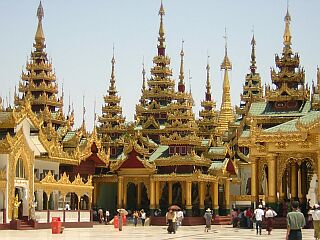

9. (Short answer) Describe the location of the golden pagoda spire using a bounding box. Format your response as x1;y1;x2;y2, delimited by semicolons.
218;29;234;133
158;1;166;56
35;1;45;49
109;46;116;92
317;66;320;92
250;33;257;74
142;58;146;91
221;29;232;70
178;40;185;92
206;55;211;98
283;4;292;48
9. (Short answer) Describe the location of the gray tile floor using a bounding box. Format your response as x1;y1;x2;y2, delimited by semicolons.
0;225;315;240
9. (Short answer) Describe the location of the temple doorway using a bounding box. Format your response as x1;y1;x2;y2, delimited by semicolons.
172;182;182;207
126;182;137;211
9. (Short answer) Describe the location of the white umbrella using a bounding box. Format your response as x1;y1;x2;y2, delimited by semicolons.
117;208;128;215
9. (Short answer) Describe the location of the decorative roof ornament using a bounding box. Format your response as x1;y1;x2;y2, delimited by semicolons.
109;45;116;93
178;39;185;92
221;28;232;70
158;1;166;56
206;55;211;98
283;4;292;47
250;33;257;74
35;1;45;44
142;57;146;92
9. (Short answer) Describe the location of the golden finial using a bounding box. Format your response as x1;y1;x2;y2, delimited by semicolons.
221;28;232;70
179;39;185;85
37;1;44;21
159;0;165;16
206;54;211;95
82;94;86;130
317;66;320;91
283;2;292;47
35;1;45;43
250;31;257;74
142;57;146;91
158;1;166;55
110;45;116;91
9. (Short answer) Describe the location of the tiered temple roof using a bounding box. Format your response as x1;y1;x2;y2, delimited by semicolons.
198;57;219;140
265;9;309;107
14;2;71;130
135;2;175;143
160;43;200;152
98;51;126;158
241;34;263;105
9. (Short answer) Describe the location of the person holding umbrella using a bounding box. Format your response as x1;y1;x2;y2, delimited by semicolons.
117;208;128;231
204;208;213;232
166;207;177;234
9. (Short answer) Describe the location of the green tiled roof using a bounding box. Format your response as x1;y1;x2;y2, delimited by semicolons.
264;111;320;133
249;101;311;117
149;145;169;162
209;159;227;170
201;139;210;147
208;146;226;155
63;131;76;142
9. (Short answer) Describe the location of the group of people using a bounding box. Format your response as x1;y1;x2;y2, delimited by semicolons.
165;209;184;234
231;200;320;240
132;209;147;227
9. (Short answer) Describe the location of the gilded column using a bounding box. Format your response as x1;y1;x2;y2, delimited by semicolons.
150;179;155;215
213;181;219;215
225;179;231;214
117;176;123;208
168;182;173;206
155;181;160;209
137;183;141;209
251;157;258;204
123;182;127;209
185;181;192;216
298;168;303;202
267;154;277;203
279;177;285;201
291;163;298;200
199;182;205;215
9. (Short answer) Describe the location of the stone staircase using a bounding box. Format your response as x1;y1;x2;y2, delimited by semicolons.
19;219;34;230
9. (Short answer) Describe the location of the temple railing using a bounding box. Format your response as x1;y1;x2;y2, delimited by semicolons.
35;210;91;223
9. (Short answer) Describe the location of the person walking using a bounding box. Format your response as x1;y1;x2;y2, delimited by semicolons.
166;209;177;234
176;209;184;230
105;209;110;224
265;206;277;235
133;210;139;227
286;201;306;240
140;209;146;226
244;207;253;229
203;208;213;232
254;205;265;235
118;210;123;231
309;204;320;240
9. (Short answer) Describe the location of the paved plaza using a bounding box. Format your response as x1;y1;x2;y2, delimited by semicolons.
0;225;315;240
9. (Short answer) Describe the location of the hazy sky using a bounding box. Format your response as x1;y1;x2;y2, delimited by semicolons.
0;0;319;130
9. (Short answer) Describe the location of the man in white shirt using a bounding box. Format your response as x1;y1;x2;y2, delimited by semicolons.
309;204;320;239
105;210;110;223
265;206;277;235
254;205;265;235
176;210;184;230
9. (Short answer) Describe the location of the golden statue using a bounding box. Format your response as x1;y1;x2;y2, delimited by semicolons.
13;195;21;220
